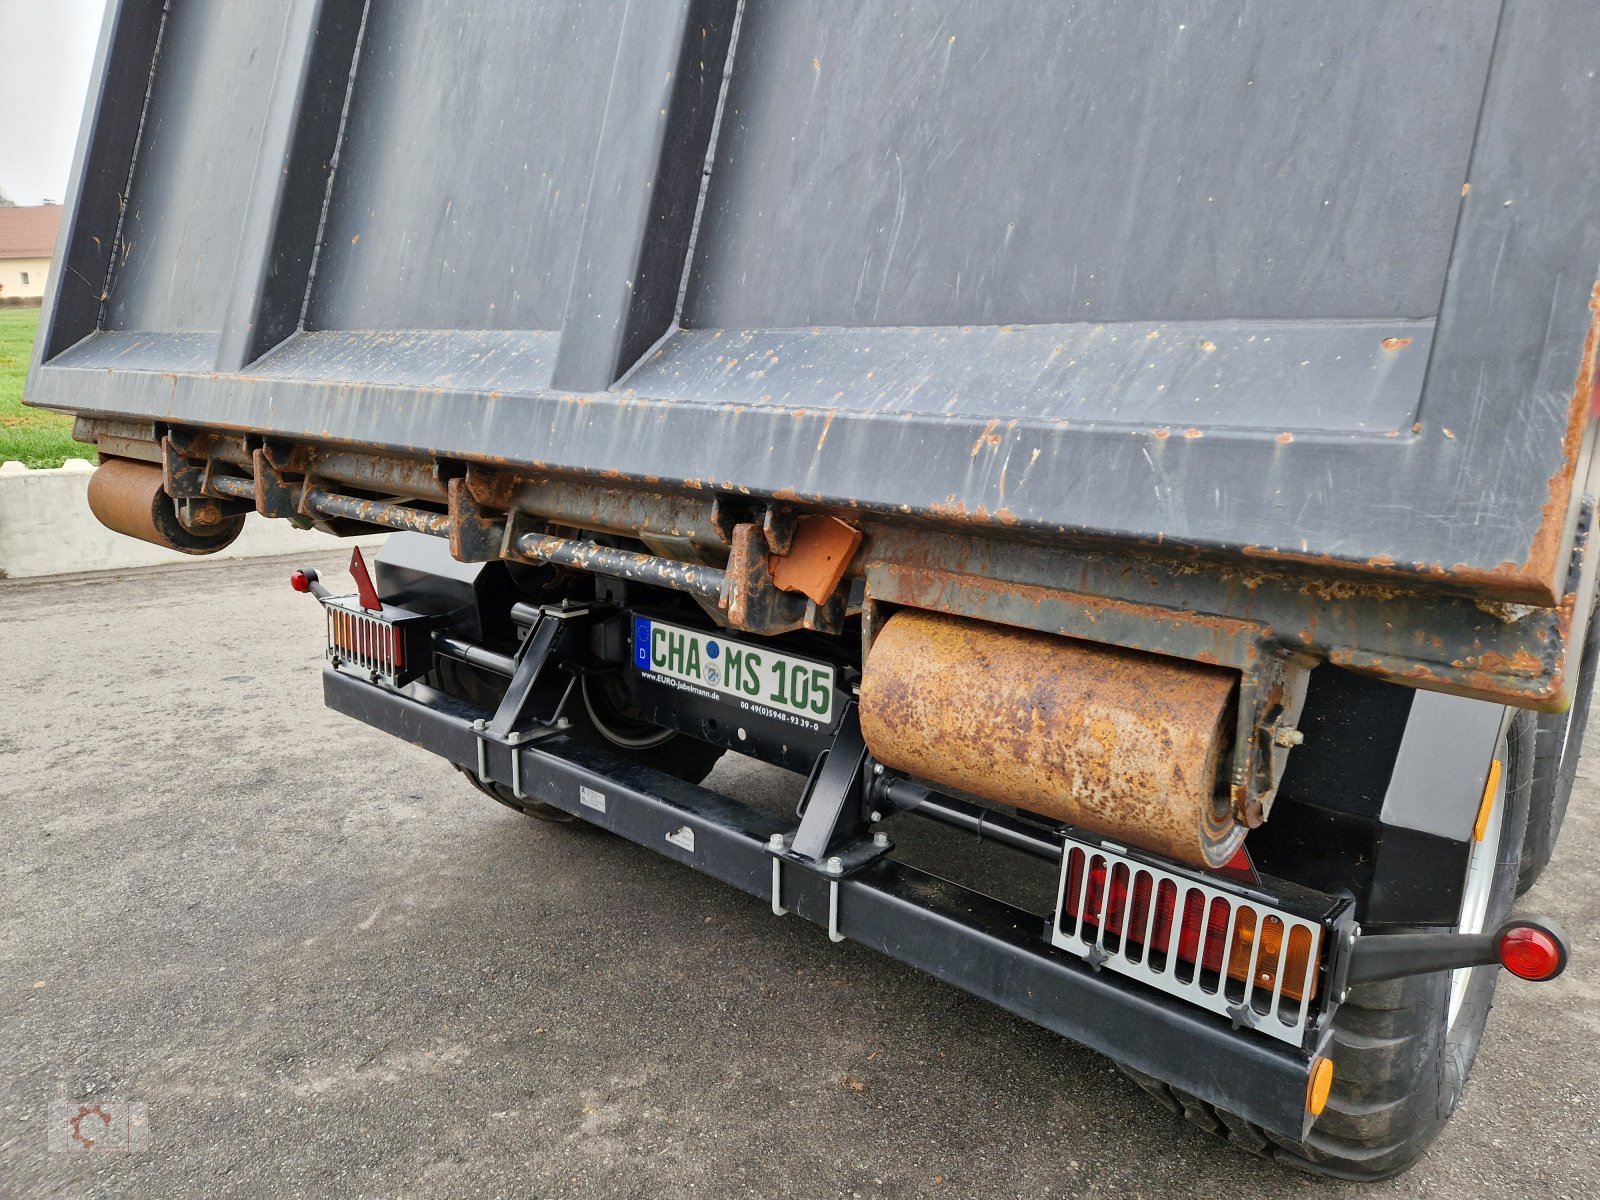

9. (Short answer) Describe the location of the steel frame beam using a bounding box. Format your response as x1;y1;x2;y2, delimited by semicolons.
323;664;1326;1142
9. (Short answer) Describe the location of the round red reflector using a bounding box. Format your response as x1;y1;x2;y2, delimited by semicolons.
1498;926;1565;981
290;570;312;593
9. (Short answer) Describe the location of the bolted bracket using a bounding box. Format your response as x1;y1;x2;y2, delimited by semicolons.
723;522;847;636
1233;652;1314;825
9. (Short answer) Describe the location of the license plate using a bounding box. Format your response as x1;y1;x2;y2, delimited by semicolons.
631;617;835;726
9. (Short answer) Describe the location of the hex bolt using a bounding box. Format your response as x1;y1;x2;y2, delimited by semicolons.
768;833;786;850
506;730;522;744
472;719;486;732
872;832;891;849
872;763;885;777
1272;725;1305;748
825;856;844;875
869;811;883;823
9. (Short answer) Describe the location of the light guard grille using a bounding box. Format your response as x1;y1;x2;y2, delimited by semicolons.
324;596;414;685
1051;837;1324;1046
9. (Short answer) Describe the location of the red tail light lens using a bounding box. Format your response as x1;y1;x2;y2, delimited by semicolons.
1498;925;1566;981
290;570;312;593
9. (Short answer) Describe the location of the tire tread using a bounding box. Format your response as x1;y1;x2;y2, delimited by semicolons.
1117;710;1535;1181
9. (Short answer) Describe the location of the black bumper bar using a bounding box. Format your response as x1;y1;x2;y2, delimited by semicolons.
324;666;1325;1141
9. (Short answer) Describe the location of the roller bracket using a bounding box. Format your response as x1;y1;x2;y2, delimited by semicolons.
764;703;892;947
160;432;208;499
1234;652;1314;825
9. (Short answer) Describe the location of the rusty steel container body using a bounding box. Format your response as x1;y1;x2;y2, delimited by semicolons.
24;2;1600;647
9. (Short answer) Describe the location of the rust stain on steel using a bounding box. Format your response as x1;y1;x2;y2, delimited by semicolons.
1457;647;1544;677
1251;278;1597;610
816;409;836;452
1234;540;1549;604
512;531;724;601
870;562;1267;670
859;610;1243;868
1381;337;1413;351
769;515;863;606
970;419;1002;457
1325;590;1573;712
304;489;451;537
464;466;515;509
1509;276;1600;601
722;522;764;627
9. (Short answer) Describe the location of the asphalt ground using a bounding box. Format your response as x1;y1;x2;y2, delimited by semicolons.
3;554;1597;1198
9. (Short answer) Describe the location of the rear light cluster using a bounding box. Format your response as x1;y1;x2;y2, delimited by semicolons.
320;595;435;687
1052;838;1327;1046
328;604;409;671
1061;850;1319;1003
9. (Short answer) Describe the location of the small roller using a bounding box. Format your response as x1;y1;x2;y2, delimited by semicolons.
86;458;246;555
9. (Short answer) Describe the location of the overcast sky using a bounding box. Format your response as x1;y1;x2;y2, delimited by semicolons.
0;0;109;205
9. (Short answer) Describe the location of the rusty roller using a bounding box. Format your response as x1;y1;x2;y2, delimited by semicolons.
859;609;1242;868
86;458;246;555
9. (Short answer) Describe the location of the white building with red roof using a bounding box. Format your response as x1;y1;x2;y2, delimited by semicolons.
0;204;62;301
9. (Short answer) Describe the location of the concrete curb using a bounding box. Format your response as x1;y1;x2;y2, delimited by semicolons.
0;459;385;579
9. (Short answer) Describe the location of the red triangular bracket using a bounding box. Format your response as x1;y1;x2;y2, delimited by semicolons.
350;547;382;611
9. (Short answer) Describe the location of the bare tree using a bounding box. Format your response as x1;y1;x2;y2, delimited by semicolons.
0;186;16;207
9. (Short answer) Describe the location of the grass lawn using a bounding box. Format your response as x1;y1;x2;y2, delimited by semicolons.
0;307;98;469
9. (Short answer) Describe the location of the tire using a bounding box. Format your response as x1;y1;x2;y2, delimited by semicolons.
1119;709;1534;1181
1520;599;1600;894
430;653;725;819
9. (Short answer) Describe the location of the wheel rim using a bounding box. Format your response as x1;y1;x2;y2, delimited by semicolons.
1559;700;1580;775
581;675;676;749
1448;755;1507;1028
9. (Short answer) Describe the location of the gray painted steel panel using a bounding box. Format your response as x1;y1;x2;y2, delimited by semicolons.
307;0;623;333
104;3;289;335
1380;694;1507;840
626;320;1435;433
28;0;1600;608
684;0;1495;328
